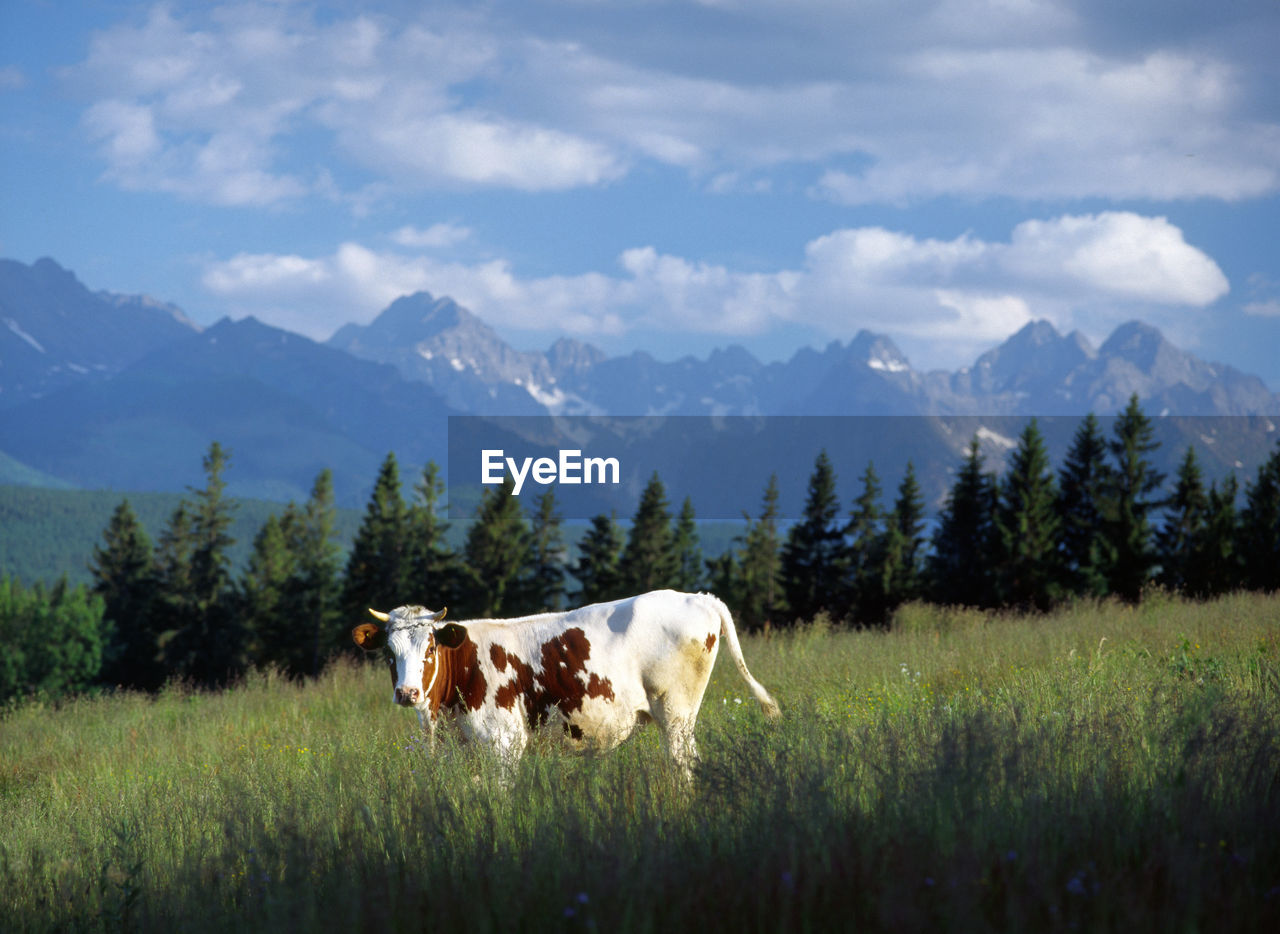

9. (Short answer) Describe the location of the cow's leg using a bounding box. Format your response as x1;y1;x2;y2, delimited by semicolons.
650;698;700;781
415;708;437;751
666;717;698;781
498;729;526;783
470;716;527;789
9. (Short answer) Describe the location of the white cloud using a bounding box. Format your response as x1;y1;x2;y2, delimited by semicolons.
67;4;623;202
202;212;1228;369
202;252;329;291
347;111;623;190
1244;300;1280;318
84;99;161;163
0;66;27;91
1001;212;1230;305
814;47;1280;203
802;228;988;284
82;92;307;204
932;292;1035;343
390;223;473;249
64;2;1280;207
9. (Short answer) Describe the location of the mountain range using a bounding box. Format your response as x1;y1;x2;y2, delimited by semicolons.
1;257;1276;510
327;290;1279;420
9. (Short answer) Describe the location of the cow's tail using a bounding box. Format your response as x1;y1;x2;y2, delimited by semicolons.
712;596;781;720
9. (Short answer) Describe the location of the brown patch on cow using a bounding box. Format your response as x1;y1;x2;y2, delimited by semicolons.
705;632;717;653
494;649;536;712
491;627;616;731
424;635;487;717
682;637;713;680
490;643;508;672
585;672;615;700
536;628;595;717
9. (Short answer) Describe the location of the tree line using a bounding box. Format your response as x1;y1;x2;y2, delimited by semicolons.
3;396;1279;702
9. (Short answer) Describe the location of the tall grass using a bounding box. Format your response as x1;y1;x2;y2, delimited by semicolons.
2;592;1278;932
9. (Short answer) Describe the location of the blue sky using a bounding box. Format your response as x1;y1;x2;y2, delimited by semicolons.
2;0;1278;386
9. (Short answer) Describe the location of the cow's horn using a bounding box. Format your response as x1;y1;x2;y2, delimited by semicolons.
367;608;390;622
437;607;447;621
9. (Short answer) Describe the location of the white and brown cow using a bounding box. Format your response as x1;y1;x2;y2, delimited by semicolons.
351;589;780;779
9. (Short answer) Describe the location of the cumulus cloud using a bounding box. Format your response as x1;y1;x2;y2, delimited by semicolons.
389;223;473;249
1001;213;1229;305
67;4;622;203
345;111;622;189
813;48;1280;203
202;212;1228;369
64;1;1280;206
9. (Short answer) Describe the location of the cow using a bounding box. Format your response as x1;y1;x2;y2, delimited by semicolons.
351;589;780;780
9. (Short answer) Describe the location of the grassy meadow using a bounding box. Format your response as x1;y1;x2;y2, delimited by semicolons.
2;592;1278;932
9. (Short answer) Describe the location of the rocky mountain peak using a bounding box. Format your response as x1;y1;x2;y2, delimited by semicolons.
847;330;912;373
379;292;478;336
0;257;201;403
967;319;1096;399
1100;320;1176;370
547;337;607;376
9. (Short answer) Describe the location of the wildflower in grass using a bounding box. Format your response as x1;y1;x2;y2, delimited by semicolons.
563;892;595;929
1065;864;1099;897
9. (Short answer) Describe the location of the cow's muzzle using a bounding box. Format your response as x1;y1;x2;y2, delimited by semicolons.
394;686;421;707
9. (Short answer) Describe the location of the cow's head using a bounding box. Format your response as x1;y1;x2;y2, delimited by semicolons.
352;605;463;709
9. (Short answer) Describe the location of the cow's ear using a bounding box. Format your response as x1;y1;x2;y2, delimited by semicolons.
351;623;387;651
434;623;468;650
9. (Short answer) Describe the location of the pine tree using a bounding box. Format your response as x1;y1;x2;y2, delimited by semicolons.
289;469;344;675
343;453;410;618
929;439;996;608
845;462;887;624
782;450;844;624
91;498;163;690
880;461;927;615
994;419;1061;610
405;461;458;611
671;497;703;592
738;474;785;630
239;470;344;677
1239;441;1280;591
239;510;298;671
1057;413;1111;598
521;489;568;613
1156;446;1209;594
1194;476;1241;598
574;513;625;605
151;502;194;675
462;476;531;617
619;472;678;593
705;548;741;613
1103;396;1165;602
164;442;242;686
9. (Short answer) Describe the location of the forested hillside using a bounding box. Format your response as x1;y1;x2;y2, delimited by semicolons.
0;486;364;586
3;398;1279;706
